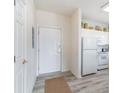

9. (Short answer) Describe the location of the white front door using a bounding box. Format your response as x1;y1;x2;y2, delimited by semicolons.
38;27;61;74
14;0;27;93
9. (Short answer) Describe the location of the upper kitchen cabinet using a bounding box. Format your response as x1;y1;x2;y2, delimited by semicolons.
81;19;109;44
81;29;109;45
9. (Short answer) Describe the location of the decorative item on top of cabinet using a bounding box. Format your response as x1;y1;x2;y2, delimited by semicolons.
81;23;84;28
103;27;107;32
88;26;94;30
81;21;108;32
95;26;102;31
84;23;89;29
83;23;94;30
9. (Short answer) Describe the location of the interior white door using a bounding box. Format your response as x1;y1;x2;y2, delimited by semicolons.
38;27;61;74
14;0;26;93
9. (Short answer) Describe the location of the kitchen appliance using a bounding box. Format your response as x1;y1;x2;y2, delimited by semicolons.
81;36;97;76
97;44;109;70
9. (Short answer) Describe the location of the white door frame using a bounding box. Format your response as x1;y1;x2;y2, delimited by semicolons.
36;25;63;75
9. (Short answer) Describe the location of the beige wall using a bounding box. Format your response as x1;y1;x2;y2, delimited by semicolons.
71;8;82;78
35;10;72;72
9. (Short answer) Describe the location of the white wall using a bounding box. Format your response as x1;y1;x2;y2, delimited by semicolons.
35;10;72;74
71;8;82;78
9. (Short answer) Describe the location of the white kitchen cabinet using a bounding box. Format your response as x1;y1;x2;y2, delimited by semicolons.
81;29;109;44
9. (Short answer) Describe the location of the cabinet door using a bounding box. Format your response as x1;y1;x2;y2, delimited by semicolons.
82;50;97;75
96;32;109;44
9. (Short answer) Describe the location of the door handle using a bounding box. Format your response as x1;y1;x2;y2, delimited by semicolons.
22;59;28;64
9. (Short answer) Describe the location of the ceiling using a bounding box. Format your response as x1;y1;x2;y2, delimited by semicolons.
34;0;109;24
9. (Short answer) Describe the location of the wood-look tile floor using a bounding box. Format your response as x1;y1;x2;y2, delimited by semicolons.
32;69;109;93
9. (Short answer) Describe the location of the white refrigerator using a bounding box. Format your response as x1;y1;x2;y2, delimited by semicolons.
81;37;97;75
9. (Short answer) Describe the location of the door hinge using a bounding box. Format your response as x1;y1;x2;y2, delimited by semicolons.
14;56;16;63
14;0;16;6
